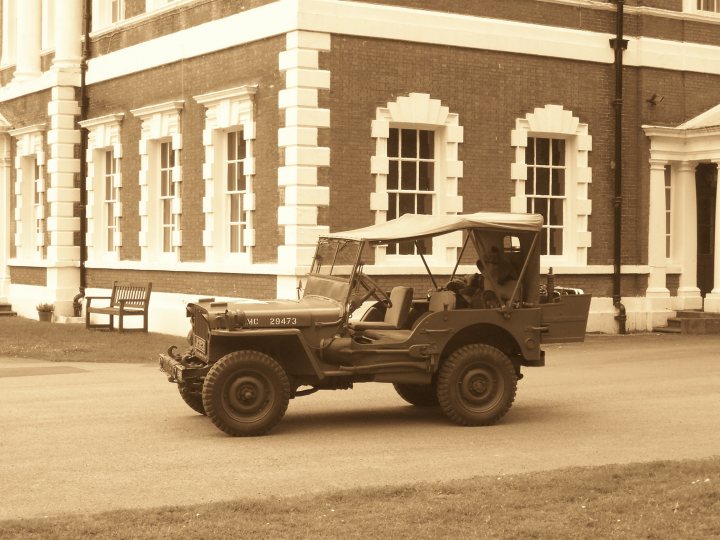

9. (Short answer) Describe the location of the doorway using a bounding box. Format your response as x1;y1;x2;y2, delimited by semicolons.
696;163;717;297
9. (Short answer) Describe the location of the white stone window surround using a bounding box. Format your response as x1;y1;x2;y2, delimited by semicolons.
9;124;47;263
78;113;124;264
370;93;464;267
194;85;257;266
510;104;592;267
130;101;183;264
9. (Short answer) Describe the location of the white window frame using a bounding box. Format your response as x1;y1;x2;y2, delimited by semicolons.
1;0;17;67
9;124;46;263
79;113;124;263
525;136;568;257
194;86;257;266
91;0;125;31
664;164;672;261
370;93;464;267
158;139;176;253
511;104;592;268
683;0;720;14
130;101;184;264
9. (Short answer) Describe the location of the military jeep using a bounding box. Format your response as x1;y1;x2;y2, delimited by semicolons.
159;212;591;436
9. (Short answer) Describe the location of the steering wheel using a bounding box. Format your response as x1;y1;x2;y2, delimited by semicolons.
355;272;392;307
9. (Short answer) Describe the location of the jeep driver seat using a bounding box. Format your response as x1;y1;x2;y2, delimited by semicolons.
349;286;414;334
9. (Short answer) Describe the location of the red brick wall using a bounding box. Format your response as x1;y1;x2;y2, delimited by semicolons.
9;266;47;286
83;36;283;267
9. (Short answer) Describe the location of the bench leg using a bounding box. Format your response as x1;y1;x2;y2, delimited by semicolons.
119;314;124;333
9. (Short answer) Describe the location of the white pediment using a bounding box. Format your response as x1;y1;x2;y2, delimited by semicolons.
679;103;720;130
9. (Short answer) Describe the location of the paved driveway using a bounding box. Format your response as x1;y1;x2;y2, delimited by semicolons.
1;333;719;520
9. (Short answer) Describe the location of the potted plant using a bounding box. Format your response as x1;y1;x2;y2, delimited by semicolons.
36;302;54;322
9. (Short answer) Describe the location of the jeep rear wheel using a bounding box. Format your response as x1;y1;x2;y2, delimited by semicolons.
436;344;517;426
202;351;290;436
178;383;206;415
393;383;438;407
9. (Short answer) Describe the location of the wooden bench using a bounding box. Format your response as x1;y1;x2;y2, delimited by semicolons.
85;282;152;332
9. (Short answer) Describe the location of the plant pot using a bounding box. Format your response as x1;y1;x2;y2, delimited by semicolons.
38;311;53;322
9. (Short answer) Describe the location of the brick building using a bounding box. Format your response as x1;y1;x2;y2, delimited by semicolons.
1;0;719;335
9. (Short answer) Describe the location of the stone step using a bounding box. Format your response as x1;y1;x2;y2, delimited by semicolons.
675;310;720;319
0;303;17;317
662;316;720;334
654;326;682;334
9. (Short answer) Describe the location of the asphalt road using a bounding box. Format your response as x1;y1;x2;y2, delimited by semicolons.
1;333;719;520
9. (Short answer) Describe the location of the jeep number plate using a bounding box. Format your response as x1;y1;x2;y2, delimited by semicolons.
193;335;207;354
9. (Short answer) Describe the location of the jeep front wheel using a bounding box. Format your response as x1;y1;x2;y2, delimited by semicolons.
178;383;206;415
436;344;517;426
202;351;290;436
393;383;438;407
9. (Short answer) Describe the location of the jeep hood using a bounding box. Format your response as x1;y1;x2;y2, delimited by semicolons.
188;296;343;329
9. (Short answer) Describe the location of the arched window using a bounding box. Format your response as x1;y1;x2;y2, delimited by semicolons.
370;93;464;265
510;105;592;266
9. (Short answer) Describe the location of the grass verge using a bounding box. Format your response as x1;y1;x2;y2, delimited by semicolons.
0;316;180;363
1;457;718;539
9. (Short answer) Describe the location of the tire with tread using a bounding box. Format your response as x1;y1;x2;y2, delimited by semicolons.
178;383;206;415
202;350;290;436
393;383;438;407
436;344;517;426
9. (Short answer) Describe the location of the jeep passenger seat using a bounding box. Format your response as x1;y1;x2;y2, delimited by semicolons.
349;286;414;333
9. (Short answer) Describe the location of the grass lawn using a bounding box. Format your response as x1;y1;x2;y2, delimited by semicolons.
0;316;181;363
1;458;718;539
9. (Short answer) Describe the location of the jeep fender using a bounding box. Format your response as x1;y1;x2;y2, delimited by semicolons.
208;328;325;380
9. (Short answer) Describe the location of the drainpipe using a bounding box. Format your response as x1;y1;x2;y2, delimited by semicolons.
610;0;627;334
72;0;91;316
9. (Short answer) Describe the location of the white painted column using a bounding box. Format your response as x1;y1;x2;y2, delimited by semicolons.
276;30;331;298
704;161;720;312
647;159;669;295
675;161;702;309
53;0;83;71
13;0;42;81
0;130;11;300
645;159;671;330
46;85;81;316
1;0;17;67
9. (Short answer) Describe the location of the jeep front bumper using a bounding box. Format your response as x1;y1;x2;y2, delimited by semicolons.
159;353;209;383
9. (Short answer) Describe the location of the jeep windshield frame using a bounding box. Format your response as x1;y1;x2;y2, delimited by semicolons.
303;238;363;305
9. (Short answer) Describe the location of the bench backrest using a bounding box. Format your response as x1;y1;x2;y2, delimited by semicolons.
110;282;152;308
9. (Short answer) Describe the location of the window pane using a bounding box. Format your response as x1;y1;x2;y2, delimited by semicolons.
401;161;416;191
398;241;414;255
161;143;168;168
387;193;397;220
227;163;236;191
549;228;563;255
526;198;533;213
419;162;433;191
400;129;417;158
540;228;548;256
534;197;548;219
551;168;565;196
388;128;399;157
417;194;433;215
230;193;240;221
419;130;434;159
238;166;246;192
227;131;236;160
526;138;535;164
536;168;550;195
550;199;564;226
551;139;565;166
536;138;549;166
388;160;399;190
525;169;534;194
399;193;415;215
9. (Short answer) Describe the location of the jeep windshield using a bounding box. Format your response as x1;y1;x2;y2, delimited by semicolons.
303;238;362;304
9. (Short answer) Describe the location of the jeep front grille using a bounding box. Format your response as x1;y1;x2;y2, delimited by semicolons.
192;312;210;342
